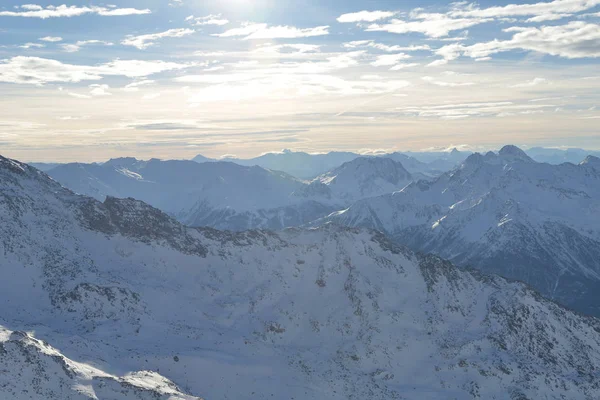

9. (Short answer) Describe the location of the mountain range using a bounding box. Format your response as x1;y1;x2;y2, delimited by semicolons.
46;156;417;231
2;154;600;399
322;146;600;316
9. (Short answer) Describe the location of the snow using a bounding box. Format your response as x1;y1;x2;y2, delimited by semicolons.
324;146;600;317
2;153;600;399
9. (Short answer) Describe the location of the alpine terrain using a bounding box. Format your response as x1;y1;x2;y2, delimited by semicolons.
46;156;418;231
323;145;600;317
1;154;600;399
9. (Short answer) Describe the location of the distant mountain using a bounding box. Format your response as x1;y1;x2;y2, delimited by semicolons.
219;149;360;179
29;162;62;171
47;155;428;231
294;157;413;204
321;145;600;317
191;154;215;163
526;147;600;165
400;147;472;171
47;158;335;231
195;149;463;179
2;154;600;399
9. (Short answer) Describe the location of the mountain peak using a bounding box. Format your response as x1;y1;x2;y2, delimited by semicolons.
498;145;534;162
580;155;600;167
192;154;213;163
104;157;139;168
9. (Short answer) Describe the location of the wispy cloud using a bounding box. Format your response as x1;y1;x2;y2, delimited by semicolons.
19;42;45;49
371;53;411;67
337;10;396;23
511;77;549;88
186;14;229;26
122;28;195;50
432;21;600;64
343;40;430;52
0;56;193;85
366;14;492;38
39;36;62;42
61;40;113;53
213;23;329;39
0;4;150;19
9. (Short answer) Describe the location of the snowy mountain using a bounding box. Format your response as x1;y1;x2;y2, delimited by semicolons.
2;154;600;399
218;149;360;179
527;147;600;165
322;145;600;317
294;157;413;204
200;149;459;179
47;156;424;231
46;158;340;231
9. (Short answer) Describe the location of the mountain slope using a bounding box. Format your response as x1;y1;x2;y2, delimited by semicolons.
294;157;413;205
0;326;200;400
322;145;600;316
2;154;600;399
47;158;339;231
47;157;420;231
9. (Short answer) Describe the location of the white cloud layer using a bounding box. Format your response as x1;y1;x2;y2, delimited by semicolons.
0;4;150;18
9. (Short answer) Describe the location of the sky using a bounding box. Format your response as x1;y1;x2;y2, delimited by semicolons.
0;0;599;162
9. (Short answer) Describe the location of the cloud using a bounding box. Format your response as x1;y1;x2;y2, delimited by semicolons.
421;76;475;87
0;56;193;85
366;14;492;38
39;36;62;42
254;43;321;54
434;21;600;63
0;4;150;18
337;10;396;23
122;79;155;92
343;40;430;52
169;0;184;7
395;101;555;119
66;91;91;99
449;0;600;19
186;14;229;26
371;53;411;67
177;51;365;83
185;75;410;103
511;77;548;87
89;84;112;96
526;13;572;22
122;28;195;49
213;23;329;39
389;63;420;70
19;42;45;49
61;40;113;53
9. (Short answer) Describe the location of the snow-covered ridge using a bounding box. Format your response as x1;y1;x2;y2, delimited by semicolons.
0;326;201;400
46;155;424;231
2;154;600;399
320;145;600;317
292;156;413;205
